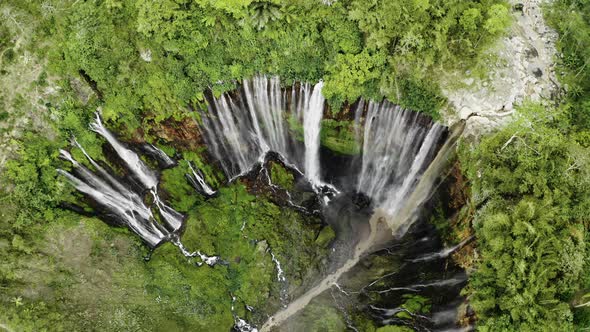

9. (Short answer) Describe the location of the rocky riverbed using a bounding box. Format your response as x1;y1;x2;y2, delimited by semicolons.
441;0;560;138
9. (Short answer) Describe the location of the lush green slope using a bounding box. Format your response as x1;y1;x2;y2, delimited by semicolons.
458;1;590;330
43;0;510;124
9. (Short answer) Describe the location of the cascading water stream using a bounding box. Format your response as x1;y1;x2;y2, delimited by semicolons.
356;102;445;215
190;76;463;330
89;112;158;190
260;102;463;331
141;143;177;168
57;148;169;247
186;161;217;197
58;113;221;267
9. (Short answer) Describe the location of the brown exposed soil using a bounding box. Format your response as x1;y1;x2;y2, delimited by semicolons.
443;160;478;328
151;117;204;150
128;115;205;151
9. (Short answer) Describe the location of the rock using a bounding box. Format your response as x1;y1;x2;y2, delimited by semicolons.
505;102;513;111
459;106;474;120
525;46;539;58
239;151;322;216
256;240;268;254
440;0;559;136
148;116;204;149
140;49;152;62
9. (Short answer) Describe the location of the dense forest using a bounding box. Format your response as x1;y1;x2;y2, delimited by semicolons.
0;0;589;331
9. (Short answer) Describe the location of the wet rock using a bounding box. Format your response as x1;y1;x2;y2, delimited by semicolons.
239;151;322;216
352;191;371;209
525;46;539;58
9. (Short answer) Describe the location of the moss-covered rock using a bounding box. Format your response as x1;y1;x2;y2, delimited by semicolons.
315;225;336;248
270;161;295;191
320;119;360;155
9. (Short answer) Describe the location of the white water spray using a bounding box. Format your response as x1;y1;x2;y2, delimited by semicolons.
89;113;158;190
58;149;169;247
198;76;326;187
357;101;445;213
261;118;464;330
59;114;192;247
186;162;217;197
302;81;325;186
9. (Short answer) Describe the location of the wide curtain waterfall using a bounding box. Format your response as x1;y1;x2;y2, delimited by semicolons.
356;102;445;216
199;75;447;229
58;75;450;254
199;76;326;187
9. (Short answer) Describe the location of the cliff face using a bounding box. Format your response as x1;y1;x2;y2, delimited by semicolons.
146;116;204;150
441;0;559;138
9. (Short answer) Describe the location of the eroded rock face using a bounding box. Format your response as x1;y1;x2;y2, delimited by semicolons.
442;0;559;138
148;116;204;150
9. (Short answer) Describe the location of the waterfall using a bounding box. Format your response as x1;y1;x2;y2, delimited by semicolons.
199;76;291;177
89;113;159;190
57;148;170;247
231;295;259;332
141;143;177;168
186;162;217;197
58;114;187;248
356;101;445;216
198;76;325;186
270;251;289;307
302;81;325;186
57;77;461;330
261;111;462;331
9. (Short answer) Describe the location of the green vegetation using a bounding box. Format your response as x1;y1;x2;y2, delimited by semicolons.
7;0;509;131
376;326;414;332
315;226;336;248
287;303;347;331
460;105;590;331
456;2;590;330
546;0;590;131
1;138;328;330
270;161;295;190
320;119;360;155
397;294;431;319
